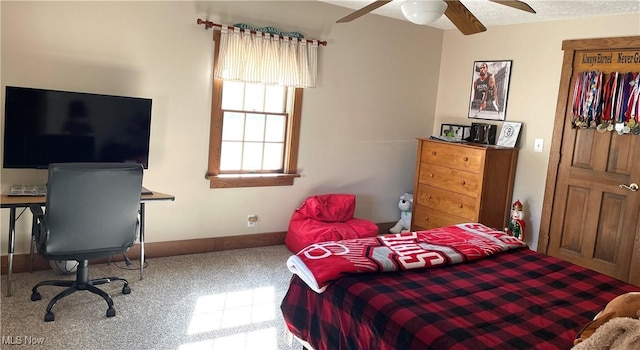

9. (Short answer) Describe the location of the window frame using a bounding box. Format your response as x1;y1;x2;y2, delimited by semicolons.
206;31;302;188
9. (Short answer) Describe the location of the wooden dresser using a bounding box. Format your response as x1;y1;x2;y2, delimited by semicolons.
411;138;518;231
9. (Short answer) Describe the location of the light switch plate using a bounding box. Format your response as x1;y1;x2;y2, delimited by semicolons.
534;138;544;153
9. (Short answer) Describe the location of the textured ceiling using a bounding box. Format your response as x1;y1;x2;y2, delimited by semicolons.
319;0;640;30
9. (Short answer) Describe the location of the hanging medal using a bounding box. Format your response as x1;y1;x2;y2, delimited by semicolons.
614;72;629;134
591;71;603;129
621;72;633;134
582;71;594;129
627;72;640;135
571;73;582;128
607;72;618;132
598;72;616;132
572;72;589;128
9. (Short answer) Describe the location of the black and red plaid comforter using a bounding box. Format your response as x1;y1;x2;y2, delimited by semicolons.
280;247;638;350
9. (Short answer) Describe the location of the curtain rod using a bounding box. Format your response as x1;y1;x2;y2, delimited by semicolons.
196;19;327;46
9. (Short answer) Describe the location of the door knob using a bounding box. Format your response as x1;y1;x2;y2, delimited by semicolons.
619;183;639;192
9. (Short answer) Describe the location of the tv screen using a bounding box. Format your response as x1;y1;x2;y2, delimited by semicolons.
3;86;152;169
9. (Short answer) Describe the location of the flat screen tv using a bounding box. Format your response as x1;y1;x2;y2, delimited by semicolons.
3;86;152;169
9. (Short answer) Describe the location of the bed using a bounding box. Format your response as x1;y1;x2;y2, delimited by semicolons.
280;224;638;350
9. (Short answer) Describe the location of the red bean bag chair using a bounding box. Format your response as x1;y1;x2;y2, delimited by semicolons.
285;194;378;253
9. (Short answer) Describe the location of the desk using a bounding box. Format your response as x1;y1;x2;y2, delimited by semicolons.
1;191;175;297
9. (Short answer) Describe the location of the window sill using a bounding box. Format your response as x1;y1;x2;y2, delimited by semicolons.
207;173;301;188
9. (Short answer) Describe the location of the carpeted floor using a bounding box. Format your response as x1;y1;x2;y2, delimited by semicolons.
0;245;298;350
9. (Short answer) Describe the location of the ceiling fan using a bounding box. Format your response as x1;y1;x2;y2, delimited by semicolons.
336;0;536;35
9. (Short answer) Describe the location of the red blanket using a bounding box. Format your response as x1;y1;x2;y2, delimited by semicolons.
287;222;527;293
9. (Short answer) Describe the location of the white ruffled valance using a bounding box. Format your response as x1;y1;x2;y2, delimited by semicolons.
215;27;318;88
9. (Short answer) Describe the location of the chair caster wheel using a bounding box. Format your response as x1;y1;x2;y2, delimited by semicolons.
44;312;55;322
106;308;116;317
122;285;131;294
31;292;41;301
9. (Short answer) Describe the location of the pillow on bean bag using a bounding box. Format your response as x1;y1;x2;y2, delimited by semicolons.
285;194;378;253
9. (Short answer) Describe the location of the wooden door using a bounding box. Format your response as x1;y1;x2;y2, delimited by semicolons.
548;127;640;281
539;36;640;286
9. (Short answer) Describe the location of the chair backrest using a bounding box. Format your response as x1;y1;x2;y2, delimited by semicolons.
39;163;143;260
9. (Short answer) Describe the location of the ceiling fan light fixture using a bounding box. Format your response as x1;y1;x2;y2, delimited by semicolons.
400;0;448;25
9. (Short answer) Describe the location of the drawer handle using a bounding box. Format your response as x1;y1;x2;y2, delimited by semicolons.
424;216;429;221
429;173;434;177
427;195;432;199
458;204;463;208
432;151;437;156
463;157;469;162
460;180;466;185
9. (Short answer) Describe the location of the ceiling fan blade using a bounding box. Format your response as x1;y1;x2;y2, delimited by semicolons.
336;0;393;23
489;0;536;14
444;0;486;35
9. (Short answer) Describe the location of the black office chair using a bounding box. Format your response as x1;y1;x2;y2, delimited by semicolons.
29;163;143;322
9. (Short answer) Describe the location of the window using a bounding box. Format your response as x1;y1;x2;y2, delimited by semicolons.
207;31;302;188
220;81;287;173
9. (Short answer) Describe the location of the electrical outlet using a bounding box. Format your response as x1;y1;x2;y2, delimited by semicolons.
247;214;258;228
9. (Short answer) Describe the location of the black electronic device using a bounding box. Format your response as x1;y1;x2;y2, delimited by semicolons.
3;86;152;169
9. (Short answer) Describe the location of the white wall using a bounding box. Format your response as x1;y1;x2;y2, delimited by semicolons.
435;14;640;249
1;1;442;254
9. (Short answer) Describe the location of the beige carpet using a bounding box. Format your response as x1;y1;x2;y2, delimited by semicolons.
0;245;298;350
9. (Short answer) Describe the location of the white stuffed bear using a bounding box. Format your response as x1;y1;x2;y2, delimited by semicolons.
389;193;413;234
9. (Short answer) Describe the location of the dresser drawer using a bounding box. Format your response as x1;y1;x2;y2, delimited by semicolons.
420;141;484;173
412;204;469;230
417;163;481;196
416;184;477;220
412;224;427;232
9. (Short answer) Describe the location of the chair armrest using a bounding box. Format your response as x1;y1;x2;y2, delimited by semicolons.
30;204;44;219
30;204;48;251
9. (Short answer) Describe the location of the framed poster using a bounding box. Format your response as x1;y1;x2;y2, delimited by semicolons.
468;60;512;121
496;122;522;147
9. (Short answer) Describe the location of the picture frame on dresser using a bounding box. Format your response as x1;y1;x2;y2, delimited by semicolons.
440;124;471;142
468;60;512;121
496;122;522;148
